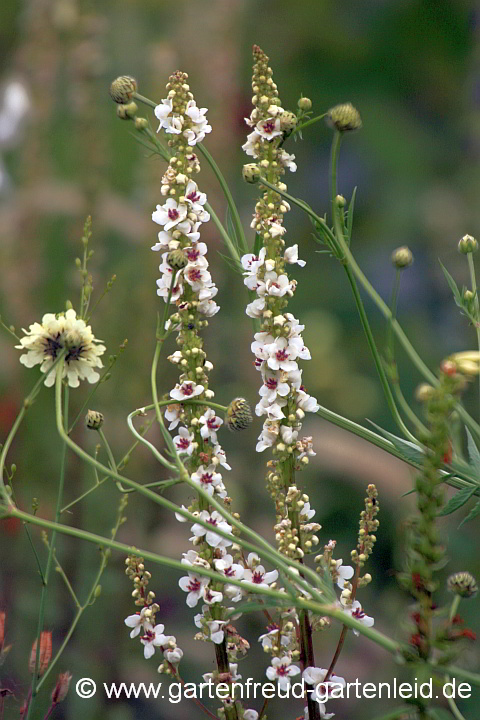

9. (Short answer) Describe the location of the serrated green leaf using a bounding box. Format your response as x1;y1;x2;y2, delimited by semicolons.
458;498;480;528
437;485;477;516
465;427;480;475
346;186;357;245
439;260;463;310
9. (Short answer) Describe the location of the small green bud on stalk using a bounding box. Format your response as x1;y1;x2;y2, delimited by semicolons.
392;246;413;269
110;76;137;104
297;96;312;111
85;409;104;430
124;101;138;119
335;194;346;208
135;117;148;131
327;103;362;132
448;571;478;598
415;383;435;403
458;234;478;254
242;163;261;184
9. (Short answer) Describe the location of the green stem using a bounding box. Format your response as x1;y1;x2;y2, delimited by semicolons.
26;371;69;720
467;251;480;419
258;176;480;443
198;142;249;256
344;264;419;443
293;113;327;135
132;91;157;109
205;201;242;270
444;596;466;720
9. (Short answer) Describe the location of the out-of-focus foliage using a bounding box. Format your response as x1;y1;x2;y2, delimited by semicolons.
0;1;479;718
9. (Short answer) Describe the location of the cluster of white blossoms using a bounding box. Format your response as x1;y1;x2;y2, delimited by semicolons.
124;556;183;673
16;308;106;388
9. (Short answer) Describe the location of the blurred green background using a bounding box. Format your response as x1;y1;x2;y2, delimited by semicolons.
1;0;479;717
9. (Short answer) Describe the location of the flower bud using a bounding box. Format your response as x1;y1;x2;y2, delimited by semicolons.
110;76;137;104
458;234;478;254
124;101;138;119
85;410;104;430
242;163;261;184
135;117;148;130
52;671;72;704
29;631;52;676
449;351;480;376
279;111;297;132
167;249;188;270
464;289;474;302
226;398;253;431
327;103;362;132
448;571;478;598
415;383;435;403
335;194;346;208
392;246;413;269
297;97;312;111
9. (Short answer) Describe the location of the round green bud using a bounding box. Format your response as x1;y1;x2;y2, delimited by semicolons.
335;194;346;208
458;234;478;254
167;249;188;270
110;76;137;104
464;289;474;302
226;398;253;431
85;410;104;430
327;103;362;132
135;117;148;130
242;163;261;184
116;104;128;120
124;101;138;119
279;111;297;132
415;383;435;403
297;97;312;111
447;571;478;598
392;246;414;269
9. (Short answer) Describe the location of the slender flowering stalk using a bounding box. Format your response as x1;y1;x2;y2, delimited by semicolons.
241;45;327;720
141;71;256;720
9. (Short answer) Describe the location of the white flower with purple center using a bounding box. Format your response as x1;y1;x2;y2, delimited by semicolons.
184;180;208;214
190;464;223;496
203;587;223;605
191;510;233;548
152;198;188;232
334;560;354;589
170;381;204;401
243;563;278;589
266;337;300;372
259;373;291;404
178;572;209;608
265;274;294;298
266;655;300;690
140;623;170;660
255;117;283;140
173;426;195;455
155;97;183;135
199;408;223;442
341;600;374;635
279;150;297;172
303;666;346;718
242;130;261;157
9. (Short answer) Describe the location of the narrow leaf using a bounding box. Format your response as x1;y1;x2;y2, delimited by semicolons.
437;485;477;516
439;260;463;309
466;427;480;475
458;499;480;528
367;421;425;465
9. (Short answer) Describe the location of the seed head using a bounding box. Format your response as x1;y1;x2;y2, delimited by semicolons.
327;103;362;132
85;410;104;430
448;571;478;598
110;76;137;104
167;249;188;270
226;398;253;431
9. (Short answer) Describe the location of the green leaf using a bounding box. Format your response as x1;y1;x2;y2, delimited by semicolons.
466;427;480;475
346;186;357;245
439;260;463;310
367;422;425;465
437;485;477;516
458;498;480;528
253;232;263;256
225;206;240;251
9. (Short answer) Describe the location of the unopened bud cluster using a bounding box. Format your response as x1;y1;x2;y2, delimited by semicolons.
351;484;379;573
327;102;362;133
125;555;156;607
448;571;478;598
